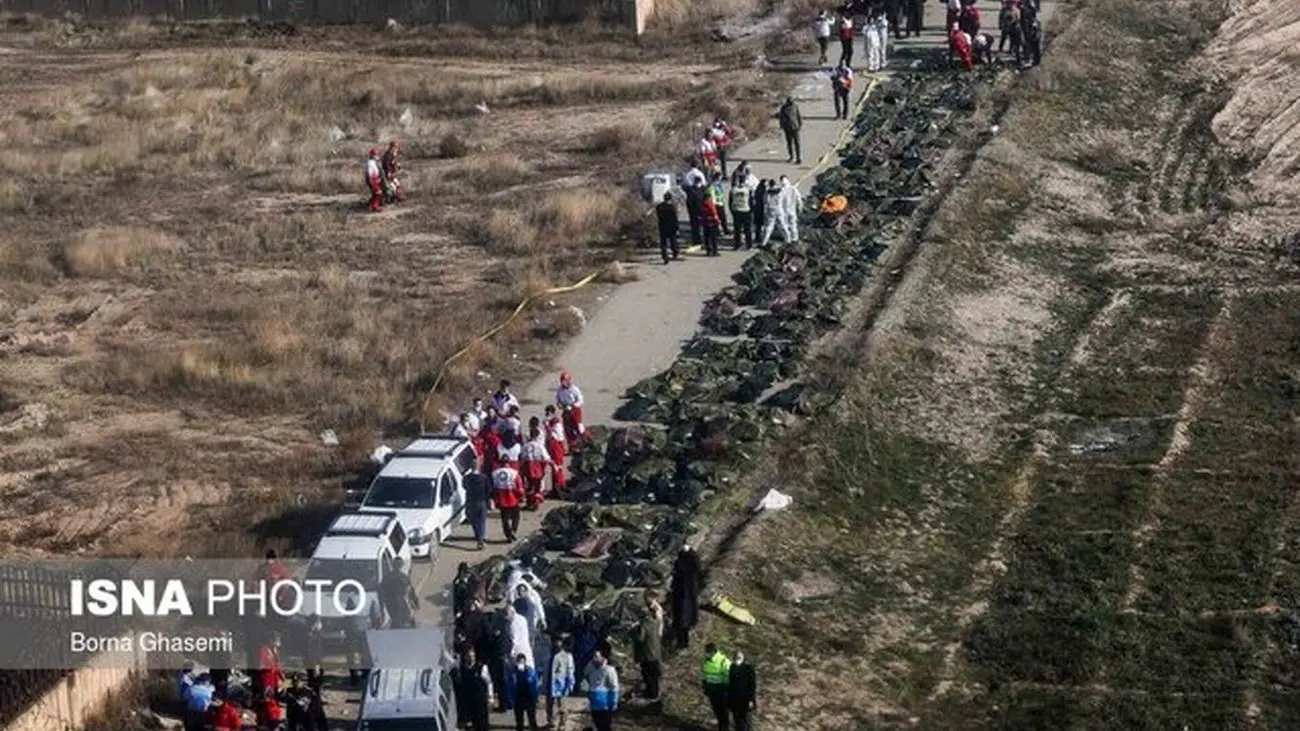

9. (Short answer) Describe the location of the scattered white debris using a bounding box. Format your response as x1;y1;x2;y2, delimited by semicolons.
399;107;414;129
328;125;347;142
385;17;402;30
319;428;339;446
990;124;1000;134
475;101;491;115
476;370;491;380
755;488;793;513
566;305;587;328
370;445;394;465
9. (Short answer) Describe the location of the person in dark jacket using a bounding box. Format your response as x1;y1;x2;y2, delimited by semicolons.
670;545;702;649
452;649;492;731
506;654;542;731
727;651;757;731
752;179;769;235
453;562;481;622
904;0;923;35
463;466;491;550
379;558;418;629
684;180;706;247
304;617;324;694
777;98;802;165
654;192;680;264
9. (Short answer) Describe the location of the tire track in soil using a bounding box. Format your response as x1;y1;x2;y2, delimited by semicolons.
927;289;1140;700
1117;296;1235;613
1240;474;1300;726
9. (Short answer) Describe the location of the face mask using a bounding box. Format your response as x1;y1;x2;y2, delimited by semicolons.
516;663;526;670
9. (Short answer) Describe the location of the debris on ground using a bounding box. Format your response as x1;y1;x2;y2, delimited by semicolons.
461;71;996;651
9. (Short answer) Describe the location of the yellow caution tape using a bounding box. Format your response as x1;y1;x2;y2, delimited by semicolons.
418;270;601;431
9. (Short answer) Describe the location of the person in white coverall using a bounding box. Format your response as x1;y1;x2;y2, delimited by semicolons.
776;175;802;244
505;604;534;669
867;8;890;71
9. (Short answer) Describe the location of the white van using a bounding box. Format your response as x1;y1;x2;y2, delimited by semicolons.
358;436;477;559
357;627;457;731
301;511;412;639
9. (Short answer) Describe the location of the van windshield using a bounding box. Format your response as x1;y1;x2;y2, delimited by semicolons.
305;559;377;590
359;720;443;731
364;476;436;509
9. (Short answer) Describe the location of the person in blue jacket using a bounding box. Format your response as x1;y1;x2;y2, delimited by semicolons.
505;652;541;731
585;651;620;731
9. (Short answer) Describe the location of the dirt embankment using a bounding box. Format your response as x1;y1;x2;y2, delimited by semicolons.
625;0;1300;727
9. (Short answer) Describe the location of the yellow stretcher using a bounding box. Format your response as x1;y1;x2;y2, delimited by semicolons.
707;592;757;626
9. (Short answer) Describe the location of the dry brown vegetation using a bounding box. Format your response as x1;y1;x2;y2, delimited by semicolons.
0;3;784;558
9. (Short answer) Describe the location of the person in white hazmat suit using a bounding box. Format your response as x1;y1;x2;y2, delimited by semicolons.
504;604;534;668
504;561;547;604
512;583;547;636
776;175;803;244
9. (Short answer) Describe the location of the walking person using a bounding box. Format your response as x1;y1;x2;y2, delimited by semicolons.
380;139;404;204
728;174;754;251
813;9;833;65
885;0;904;39
585;651;620;731
364;148;383;213
492;463;525;542
708;118;735;178
701;643;732;731
452;649;493;731
555;370;586;450
727;651;758;731
654;192;680;264
778;97;803;164
546;636;575;730
670;545;702;648
1020;0;1042;66
837;12;855;67
831;61;854;120
505;654;541;731
464;463;490;550
1000;0;1025;63
633;599;664;700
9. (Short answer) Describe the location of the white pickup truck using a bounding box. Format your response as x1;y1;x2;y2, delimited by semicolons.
358;436;477;559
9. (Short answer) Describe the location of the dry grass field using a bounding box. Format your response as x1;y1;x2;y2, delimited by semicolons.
0;6;791;559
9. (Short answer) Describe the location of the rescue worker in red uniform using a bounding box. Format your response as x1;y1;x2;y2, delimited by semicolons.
257;633;284;697
255;687;285;730
555;371;587;452
365;148;384;213
380;140;405;204
520;418;554;510
207;695;242;731
543;405;568;494
950;23;974;69
492;464;525;542
497;429;522;472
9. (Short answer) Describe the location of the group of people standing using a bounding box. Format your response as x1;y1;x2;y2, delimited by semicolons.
450;372;588;547
654;161;805;263
947;0;1044;69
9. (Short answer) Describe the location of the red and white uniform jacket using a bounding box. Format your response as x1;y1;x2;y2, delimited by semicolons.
696;137;718;168
520;437;553;480
545;417;567;459
709;123;734;152
365;158;382;191
491;466;524;508
497;442;522;470
493;390;520;414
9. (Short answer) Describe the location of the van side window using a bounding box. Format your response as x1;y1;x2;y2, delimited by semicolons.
439;471;457;507
389;523;406;555
455;446;477;475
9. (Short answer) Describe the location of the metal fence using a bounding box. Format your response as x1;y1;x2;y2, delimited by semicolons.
0;0;640;29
